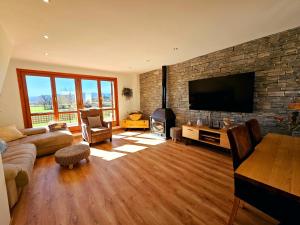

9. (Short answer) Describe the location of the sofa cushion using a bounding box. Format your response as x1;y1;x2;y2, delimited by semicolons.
7;130;73;156
0;125;26;142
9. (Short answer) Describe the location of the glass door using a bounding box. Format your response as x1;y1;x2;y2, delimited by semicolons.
55;77;79;126
25;75;55;127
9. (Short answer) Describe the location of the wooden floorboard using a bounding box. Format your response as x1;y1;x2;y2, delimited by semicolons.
11;131;278;225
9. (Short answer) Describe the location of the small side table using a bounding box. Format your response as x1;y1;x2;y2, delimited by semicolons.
170;127;182;142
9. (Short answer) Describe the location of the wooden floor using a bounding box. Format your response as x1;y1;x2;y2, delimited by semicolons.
11;131;277;225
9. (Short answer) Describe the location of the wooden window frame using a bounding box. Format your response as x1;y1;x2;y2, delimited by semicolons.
17;69;119;131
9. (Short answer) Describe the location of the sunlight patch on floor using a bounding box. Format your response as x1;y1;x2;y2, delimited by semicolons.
124;137;166;146
113;144;148;153
90;148;126;161
118;132;141;136
136;133;165;140
112;134;126;139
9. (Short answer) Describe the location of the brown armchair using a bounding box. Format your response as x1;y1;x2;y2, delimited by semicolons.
79;108;112;145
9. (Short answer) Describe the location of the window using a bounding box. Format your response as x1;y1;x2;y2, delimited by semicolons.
17;69;119;130
81;80;99;108
101;80;116;122
55;78;78;126
25;76;54;127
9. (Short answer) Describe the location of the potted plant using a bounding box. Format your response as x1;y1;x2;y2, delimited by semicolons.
122;88;133;100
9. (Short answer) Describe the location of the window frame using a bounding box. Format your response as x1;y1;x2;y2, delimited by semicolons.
17;69;119;131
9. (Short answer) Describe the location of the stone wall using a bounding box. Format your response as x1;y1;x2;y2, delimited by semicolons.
139;26;300;134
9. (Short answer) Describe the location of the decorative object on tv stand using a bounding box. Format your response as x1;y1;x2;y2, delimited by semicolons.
122;87;133;100
196;118;202;126
210;120;221;129
223;117;234;129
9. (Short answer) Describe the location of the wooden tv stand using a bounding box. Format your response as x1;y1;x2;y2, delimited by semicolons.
182;125;231;150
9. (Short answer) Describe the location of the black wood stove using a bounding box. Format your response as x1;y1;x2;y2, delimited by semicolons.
150;66;176;139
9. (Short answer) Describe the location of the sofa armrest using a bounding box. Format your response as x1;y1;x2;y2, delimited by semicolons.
3;164;29;187
19;127;47;136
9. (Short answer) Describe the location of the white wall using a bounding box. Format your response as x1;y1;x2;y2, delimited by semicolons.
0;59;140;128
0;156;10;225
0;24;13;94
0;25;13;225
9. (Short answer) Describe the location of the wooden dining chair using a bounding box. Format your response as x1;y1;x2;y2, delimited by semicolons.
245;119;263;148
227;125;253;170
227;125;254;225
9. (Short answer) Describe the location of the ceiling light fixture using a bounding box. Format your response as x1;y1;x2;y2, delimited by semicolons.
43;35;49;39
43;0;50;3
45;52;49;56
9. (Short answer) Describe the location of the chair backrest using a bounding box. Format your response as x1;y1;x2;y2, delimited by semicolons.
79;108;104;125
245;119;262;147
227;125;253;170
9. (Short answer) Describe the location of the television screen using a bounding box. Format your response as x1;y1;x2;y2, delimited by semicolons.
188;72;255;112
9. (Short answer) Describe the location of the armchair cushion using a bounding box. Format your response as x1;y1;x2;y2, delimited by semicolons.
91;127;111;135
88;116;102;128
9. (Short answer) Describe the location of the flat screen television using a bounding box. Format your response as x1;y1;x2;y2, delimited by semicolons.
188;72;255;112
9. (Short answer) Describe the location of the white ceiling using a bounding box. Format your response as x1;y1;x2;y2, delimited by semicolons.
0;0;300;74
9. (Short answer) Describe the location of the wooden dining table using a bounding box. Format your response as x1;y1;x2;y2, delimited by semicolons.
234;133;300;225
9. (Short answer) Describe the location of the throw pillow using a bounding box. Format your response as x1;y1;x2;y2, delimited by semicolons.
88;116;102;128
0;139;7;154
0;125;26;142
48;122;67;132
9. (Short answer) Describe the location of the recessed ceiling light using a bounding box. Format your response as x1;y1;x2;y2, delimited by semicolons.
43;35;49;39
43;0;50;3
45;52;49;56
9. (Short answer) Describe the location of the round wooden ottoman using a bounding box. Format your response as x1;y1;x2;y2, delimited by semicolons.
55;143;90;169
170;127;182;142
